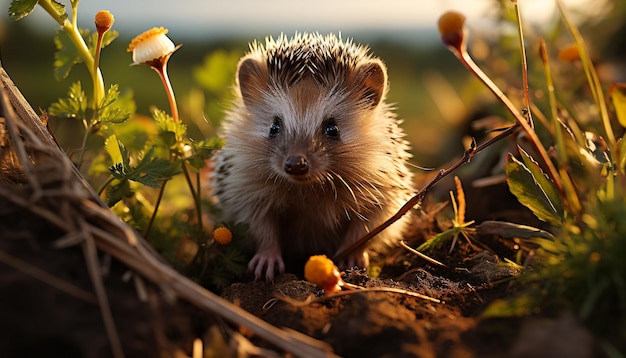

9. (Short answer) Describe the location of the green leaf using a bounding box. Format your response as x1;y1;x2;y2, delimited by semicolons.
48;81;87;119
106;143;177;188
53;29;82;81
505;152;563;226
416;227;458;253
609;84;626;129
185;137;222;170
476;220;556;241
518;146;563;217
154;109;187;146
9;0;39;21
48;0;66;19
52;26;118;81
9;0;67;21
128;147;178;188
88;30;119;56
97;85;132;125
617;137;626;174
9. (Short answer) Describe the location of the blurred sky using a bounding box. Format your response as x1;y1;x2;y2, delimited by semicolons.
9;0;603;43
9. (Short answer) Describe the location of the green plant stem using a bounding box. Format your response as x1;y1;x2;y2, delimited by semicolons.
512;0;533;128
540;41;583;213
604;165;615;201
194;166;203;243
37;0;65;25
556;0;615;149
75;119;91;169
70;0;78;28
38;0;105;107
182;162;203;243
97;176;115;197
144;181;168;238
541;41;567;166
93;33;105;112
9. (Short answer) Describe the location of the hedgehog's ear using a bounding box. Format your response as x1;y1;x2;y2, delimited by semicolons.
355;60;387;109
237;57;269;107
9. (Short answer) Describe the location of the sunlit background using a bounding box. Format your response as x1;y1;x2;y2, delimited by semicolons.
0;0;622;166
12;0;606;39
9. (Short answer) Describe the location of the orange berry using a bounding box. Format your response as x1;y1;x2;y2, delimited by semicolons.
213;226;232;245
304;255;343;293
558;44;580;62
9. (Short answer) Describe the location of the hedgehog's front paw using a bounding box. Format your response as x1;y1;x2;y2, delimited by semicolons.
248;247;285;281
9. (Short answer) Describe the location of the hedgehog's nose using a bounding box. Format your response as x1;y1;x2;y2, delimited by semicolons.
284;155;309;176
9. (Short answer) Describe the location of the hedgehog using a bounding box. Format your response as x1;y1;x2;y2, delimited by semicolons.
212;33;414;280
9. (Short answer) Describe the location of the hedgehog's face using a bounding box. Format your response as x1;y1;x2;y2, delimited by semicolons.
261;78;345;184
235;54;388;186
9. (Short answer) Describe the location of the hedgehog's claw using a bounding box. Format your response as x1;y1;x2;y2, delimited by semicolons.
249;248;285;282
338;250;369;270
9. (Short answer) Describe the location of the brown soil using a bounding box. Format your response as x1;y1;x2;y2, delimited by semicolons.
216;182;602;357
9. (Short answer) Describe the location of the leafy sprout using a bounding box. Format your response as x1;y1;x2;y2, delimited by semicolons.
7;0;241;287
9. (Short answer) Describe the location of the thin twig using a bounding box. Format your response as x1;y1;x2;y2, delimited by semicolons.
277;286;442;305
334;124;520;261
144;180;168;237
399;240;447;268
78;218;125;358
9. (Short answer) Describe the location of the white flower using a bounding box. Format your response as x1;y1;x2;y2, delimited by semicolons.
127;27;177;64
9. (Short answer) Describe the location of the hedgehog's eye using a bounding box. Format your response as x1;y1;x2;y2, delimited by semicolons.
269;116;282;138
323;118;340;140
